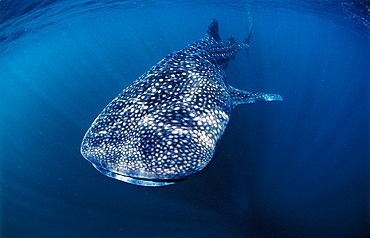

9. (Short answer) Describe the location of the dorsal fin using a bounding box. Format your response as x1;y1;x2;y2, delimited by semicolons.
228;35;236;43
207;18;221;41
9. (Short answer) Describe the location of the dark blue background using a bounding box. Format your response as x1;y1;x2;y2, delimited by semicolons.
0;1;369;237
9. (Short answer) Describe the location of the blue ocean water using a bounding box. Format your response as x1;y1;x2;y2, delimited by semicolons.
0;0;369;237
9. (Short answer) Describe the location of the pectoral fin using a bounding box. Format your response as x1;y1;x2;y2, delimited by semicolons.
228;85;283;107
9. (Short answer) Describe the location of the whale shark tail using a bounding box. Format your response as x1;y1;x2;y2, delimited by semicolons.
244;28;253;46
244;28;252;60
244;13;253;45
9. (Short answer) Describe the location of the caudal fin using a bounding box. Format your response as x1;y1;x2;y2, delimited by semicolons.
244;13;253;59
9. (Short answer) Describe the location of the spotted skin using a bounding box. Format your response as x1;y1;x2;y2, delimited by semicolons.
81;19;282;186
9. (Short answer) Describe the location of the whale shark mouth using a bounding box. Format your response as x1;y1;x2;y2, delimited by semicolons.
91;164;187;187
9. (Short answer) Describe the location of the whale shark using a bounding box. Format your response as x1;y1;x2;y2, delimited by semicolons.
81;19;282;186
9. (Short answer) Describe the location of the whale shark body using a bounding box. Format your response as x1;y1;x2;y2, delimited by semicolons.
81;19;282;186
